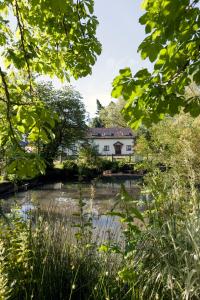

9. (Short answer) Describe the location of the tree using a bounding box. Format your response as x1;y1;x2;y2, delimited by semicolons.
136;113;200;204
96;99;104;114
99;98;128;127
78;143;100;167
0;0;101;178
90;99;105;127
90;98;128;128
36;82;87;167
112;0;200;128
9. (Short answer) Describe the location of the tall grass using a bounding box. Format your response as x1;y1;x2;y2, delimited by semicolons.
1;179;200;299
134;213;200;299
0;199;131;300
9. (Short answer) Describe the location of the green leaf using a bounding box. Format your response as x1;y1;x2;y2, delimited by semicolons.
98;244;109;252
129;207;144;223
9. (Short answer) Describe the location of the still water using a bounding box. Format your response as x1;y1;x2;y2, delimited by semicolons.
2;178;141;238
3;178;140;213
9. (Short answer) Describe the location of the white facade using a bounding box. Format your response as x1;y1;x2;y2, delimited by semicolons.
89;138;134;156
63;128;135;157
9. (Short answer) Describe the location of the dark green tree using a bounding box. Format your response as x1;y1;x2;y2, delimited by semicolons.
36;82;86;168
90;99;105;127
96;99;104;114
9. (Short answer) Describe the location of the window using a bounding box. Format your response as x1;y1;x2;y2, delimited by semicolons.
71;145;77;154
72;145;77;151
104;145;110;151
126;145;132;151
94;145;99;153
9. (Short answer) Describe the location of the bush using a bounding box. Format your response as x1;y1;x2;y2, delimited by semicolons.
117;161;130;172
78;163;99;178
100;159;114;171
63;160;78;176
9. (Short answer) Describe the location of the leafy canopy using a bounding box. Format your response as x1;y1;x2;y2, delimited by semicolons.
0;0;101;178
112;0;200;128
37;82;87;167
90;98;128;128
99;98;128;128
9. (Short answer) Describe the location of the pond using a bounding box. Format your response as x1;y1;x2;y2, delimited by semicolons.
1;177;141;242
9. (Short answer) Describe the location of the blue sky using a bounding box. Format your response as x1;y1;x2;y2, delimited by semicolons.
70;0;151;116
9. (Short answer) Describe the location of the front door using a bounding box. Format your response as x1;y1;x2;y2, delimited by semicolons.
115;144;122;155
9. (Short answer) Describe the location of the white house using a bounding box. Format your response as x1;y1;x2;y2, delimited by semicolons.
64;127;136;157
87;127;135;156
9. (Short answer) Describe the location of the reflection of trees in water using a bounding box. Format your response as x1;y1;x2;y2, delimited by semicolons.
2;178;140;222
2;179;140;247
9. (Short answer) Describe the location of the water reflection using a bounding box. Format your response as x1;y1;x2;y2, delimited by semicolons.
2;178;141;233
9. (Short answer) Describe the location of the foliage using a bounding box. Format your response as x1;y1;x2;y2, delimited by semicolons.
90;98;128;128
78;143;102;168
0;0;101;178
90;99;105;128
136;113;200;206
0;200;130;300
90;116;104;128
36;82;87;168
100;99;128;128
100;112;200;299
62;155;134;178
135;212;200;299
100;159;114;170
108;180;200;299
63;159;79;176
112;0;200;128
96;99;104;115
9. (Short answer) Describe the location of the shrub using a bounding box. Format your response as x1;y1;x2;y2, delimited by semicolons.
78;162;99;178
100;159;114;171
63;160;78;176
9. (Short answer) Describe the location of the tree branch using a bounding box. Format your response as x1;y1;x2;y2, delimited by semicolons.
0;67;22;149
14;0;33;93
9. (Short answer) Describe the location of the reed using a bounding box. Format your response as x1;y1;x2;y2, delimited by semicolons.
0;196;130;300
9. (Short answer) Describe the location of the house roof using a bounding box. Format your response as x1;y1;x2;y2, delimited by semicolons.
87;127;136;139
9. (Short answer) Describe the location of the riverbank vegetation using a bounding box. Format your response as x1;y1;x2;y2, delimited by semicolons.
0;191;132;300
1;158;200;299
61;145;135;179
1;0;200;298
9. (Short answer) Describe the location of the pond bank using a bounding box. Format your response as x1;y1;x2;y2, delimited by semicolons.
0;169;68;197
0;168;143;197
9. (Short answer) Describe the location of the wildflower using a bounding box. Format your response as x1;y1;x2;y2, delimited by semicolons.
194;254;198;261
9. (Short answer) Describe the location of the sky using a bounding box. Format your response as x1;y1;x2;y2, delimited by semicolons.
55;0;151;117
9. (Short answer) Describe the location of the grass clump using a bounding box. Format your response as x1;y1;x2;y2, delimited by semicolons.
0;201;131;300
